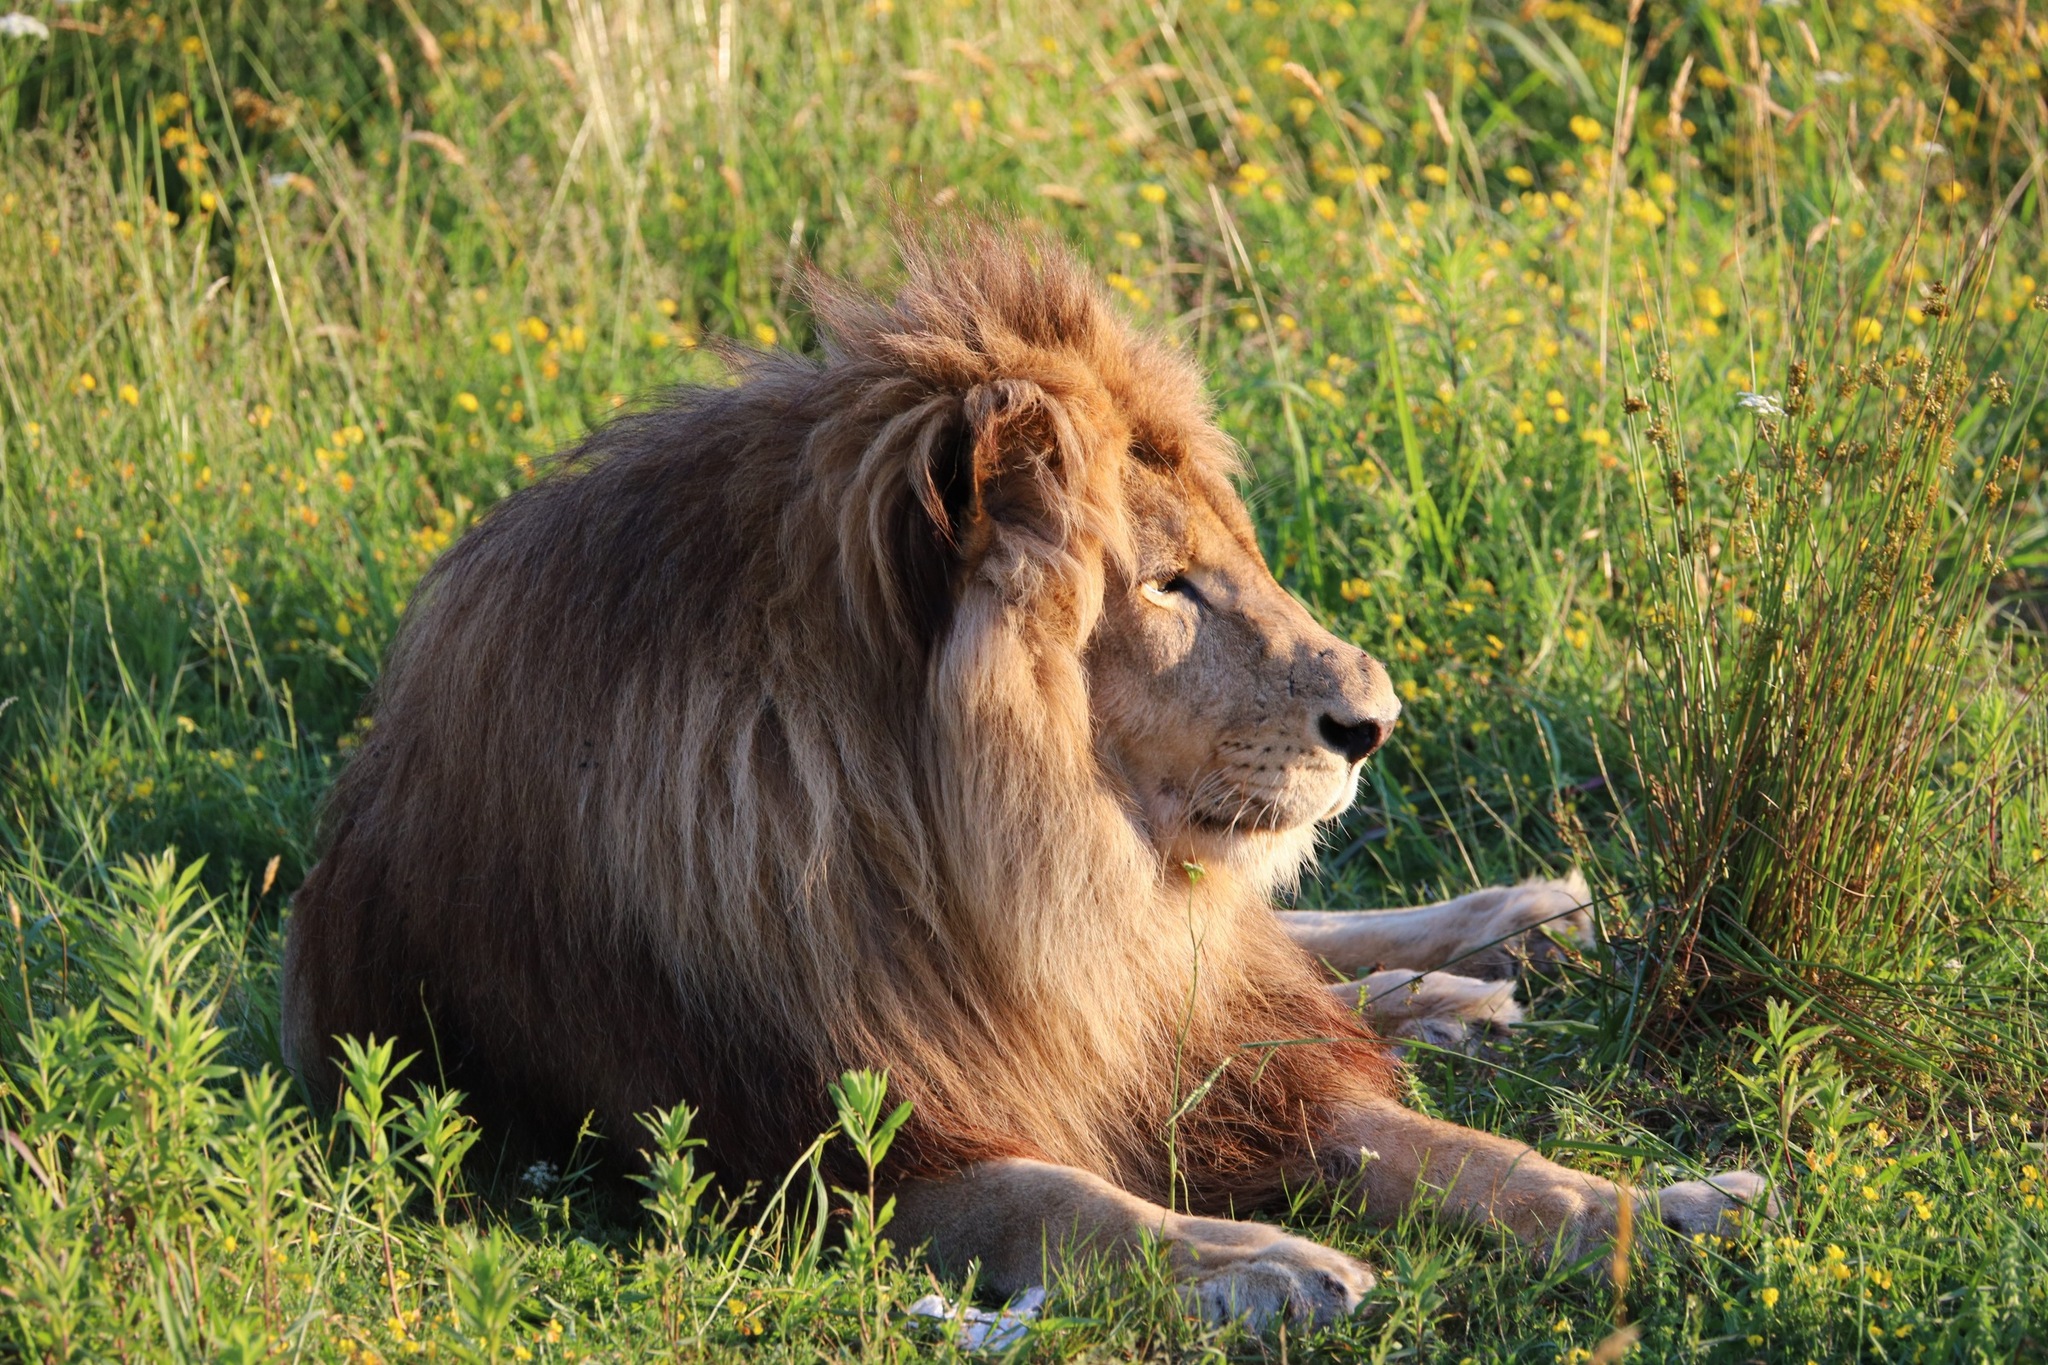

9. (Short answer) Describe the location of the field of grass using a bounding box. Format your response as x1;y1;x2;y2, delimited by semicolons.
3;0;2047;1358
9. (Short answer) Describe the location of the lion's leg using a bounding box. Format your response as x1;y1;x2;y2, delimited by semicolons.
1324;1101;1772;1265
890;1158;1373;1329
1277;871;1594;979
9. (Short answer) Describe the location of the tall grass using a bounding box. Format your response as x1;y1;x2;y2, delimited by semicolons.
2;0;2046;1358
1622;240;2048;1062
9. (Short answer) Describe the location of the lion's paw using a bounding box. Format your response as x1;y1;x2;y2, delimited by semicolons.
1454;871;1595;977
1646;1171;1777;1239
1181;1235;1375;1331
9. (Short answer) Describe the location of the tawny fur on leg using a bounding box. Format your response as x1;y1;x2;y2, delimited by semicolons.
1277;871;1595;980
1322;1101;1775;1264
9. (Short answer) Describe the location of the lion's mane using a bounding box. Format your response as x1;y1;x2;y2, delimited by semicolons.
283;231;1396;1210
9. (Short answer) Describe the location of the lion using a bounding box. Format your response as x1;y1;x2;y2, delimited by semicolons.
281;229;1765;1328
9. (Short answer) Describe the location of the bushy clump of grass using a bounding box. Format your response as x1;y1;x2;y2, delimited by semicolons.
1621;241;2048;1065
1;0;2046;1358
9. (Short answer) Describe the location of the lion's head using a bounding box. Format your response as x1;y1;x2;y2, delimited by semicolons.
284;228;1400;1206
1088;454;1398;873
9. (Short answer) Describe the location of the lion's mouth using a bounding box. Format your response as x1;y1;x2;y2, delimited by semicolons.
1184;765;1359;837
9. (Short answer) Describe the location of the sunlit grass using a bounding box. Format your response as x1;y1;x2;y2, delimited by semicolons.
1;0;2045;1358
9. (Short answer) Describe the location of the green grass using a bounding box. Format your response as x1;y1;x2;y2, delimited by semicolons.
2;0;2046;1359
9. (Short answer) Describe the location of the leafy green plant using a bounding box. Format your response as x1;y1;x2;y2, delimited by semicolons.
633;1103;715;1249
828;1069;913;1348
443;1225;533;1363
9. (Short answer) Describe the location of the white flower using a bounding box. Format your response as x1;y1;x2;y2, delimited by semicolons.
0;13;53;38
1735;391;1784;415
519;1159;559;1192
1815;70;1850;86
1916;141;1949;159
265;172;295;190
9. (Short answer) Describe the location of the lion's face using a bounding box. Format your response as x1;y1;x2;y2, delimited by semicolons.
1086;457;1399;870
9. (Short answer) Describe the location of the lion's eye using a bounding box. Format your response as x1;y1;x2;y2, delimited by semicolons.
1140;575;1198;609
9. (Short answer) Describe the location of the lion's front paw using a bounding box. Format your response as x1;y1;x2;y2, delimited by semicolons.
1646;1171;1777;1239
1181;1234;1375;1331
1490;875;1597;961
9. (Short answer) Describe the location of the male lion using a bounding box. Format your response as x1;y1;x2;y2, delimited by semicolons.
282;230;1764;1327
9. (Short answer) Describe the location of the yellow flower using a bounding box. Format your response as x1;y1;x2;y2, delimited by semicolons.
657;298;679;317
753;322;778;346
1693;284;1727;318
1311;195;1338;221
1138;183;1167;205
1936;180;1966;204
1114;230;1143;248
1569;115;1603;143
1760;1286;1780;1309
1421;164;1449;186
455;392;480;414
118;383;140;406
1861;1184;1879;1201
1505;165;1534;186
521;316;550;343
490;330;513;355
1338;577;1371;602
74;372;97;394
1853;317;1882;345
181;35;203;55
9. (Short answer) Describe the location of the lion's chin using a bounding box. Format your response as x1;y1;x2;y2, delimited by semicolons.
1166;769;1359;892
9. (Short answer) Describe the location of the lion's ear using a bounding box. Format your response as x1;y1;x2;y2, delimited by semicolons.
916;377;1081;559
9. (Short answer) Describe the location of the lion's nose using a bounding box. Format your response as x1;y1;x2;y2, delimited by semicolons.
1318;714;1388;765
